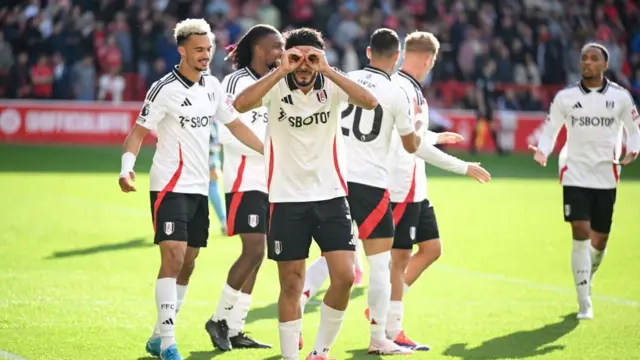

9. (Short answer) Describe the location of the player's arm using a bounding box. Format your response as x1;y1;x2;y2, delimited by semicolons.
324;66;377;110
219;77;262;157
214;81;264;155
620;96;640;165
233;48;304;112
394;90;420;153
530;93;566;166
412;140;490;183
119;96;166;192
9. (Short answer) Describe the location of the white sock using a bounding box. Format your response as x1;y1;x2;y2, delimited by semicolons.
176;284;188;313
355;239;365;272
152;284;188;338
301;256;329;312
403;283;410;296
367;251;391;341
228;292;251;337
589;245;606;280
572;240;591;301
212;283;240;321
386;301;403;340
279;319;302;360
312;302;346;357
155;277;177;351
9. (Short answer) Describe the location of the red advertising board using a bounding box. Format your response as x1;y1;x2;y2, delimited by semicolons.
0;100;572;152
0;100;156;146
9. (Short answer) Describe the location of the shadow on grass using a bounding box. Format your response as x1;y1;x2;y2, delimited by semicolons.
245;286;365;326
45;237;153;259
443;313;579;359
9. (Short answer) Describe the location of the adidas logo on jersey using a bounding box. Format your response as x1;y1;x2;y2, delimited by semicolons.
181;98;193;107
572;102;582;109
281;95;293;105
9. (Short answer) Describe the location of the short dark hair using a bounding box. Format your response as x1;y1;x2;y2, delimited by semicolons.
369;28;400;57
226;24;280;69
284;27;324;50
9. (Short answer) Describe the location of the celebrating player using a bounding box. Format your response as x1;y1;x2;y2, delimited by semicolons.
233;27;377;360
333;28;419;355
118;19;264;360
206;24;284;351
529;43;640;319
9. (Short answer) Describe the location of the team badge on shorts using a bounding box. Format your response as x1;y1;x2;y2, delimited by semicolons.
564;204;571;217
248;214;259;228
409;226;416;240
317;89;327;103
164;222;175;235
274;240;282;255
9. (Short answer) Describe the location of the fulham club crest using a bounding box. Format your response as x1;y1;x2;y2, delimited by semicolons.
317;89;327;103
248;214;259;228
164;221;175;235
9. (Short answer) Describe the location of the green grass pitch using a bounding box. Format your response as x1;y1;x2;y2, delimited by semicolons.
1;144;639;360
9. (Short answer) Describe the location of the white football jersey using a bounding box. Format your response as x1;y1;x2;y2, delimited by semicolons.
538;79;640;189
136;67;238;196
219;68;268;193
387;70;429;203
262;69;350;203
341;66;413;189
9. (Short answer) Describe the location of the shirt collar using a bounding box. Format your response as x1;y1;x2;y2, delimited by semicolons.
172;65;205;88
578;77;609;94
398;69;422;92
364;65;391;80
286;72;325;91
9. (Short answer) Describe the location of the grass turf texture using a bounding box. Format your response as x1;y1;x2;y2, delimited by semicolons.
1;144;639;360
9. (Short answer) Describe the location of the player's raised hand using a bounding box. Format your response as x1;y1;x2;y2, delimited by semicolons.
279;48;304;72
437;132;464;144
465;163;491;183
305;48;330;73
528;144;548;167
119;171;136;193
620;151;638;166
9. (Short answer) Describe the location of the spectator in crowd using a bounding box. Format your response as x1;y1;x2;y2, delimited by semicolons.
51;52;73;100
98;66;125;103
72;54;96;101
30;54;54;99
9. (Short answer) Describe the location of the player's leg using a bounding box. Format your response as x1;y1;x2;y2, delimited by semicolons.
309;197;357;359
147;192;191;359
301;254;330;313
387;202;416;345
563;186;593;319
588;188;616;292
268;202;313;360
354;237;365;286
209;153;226;235
208;192;270;349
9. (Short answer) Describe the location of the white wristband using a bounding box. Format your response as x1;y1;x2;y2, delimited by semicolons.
120;152;136;178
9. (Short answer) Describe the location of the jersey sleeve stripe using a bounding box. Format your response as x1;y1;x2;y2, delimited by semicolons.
147;74;177;102
226;68;249;95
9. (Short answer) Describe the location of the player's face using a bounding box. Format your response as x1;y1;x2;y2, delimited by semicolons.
580;48;607;80
182;34;213;72
259;33;285;70
292;45;317;87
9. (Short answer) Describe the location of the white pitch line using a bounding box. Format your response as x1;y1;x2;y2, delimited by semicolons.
436;264;640;307
0;350;28;360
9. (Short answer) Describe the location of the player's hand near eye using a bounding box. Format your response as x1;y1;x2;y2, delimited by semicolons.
279;48;305;72
305;48;330;74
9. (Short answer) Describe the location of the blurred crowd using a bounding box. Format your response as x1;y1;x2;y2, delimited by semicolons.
1;0;639;110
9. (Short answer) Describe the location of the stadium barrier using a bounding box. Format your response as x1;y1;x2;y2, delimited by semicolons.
0;99;567;152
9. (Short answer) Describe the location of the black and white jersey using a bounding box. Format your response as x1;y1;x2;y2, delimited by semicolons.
219;67;267;194
538;78;640;189
262;69;350;203
341;66;413;189
136;66;238;196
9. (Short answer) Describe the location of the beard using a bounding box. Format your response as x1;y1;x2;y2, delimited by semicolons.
293;72;316;87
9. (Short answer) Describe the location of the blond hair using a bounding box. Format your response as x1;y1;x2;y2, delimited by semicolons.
174;18;212;44
404;31;440;57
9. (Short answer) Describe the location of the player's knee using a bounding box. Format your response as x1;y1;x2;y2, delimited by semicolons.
241;235;266;264
591;232;609;250
333;267;355;292
279;271;304;298
570;222;590;240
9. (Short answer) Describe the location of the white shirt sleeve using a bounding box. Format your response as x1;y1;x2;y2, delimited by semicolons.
621;93;640;153
136;92;166;131
537;91;567;157
213;79;240;125
393;88;414;136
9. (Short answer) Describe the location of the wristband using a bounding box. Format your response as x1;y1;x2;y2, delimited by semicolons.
120;152;136;178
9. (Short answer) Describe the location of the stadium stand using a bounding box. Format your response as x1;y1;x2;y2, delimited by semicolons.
0;0;639;107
